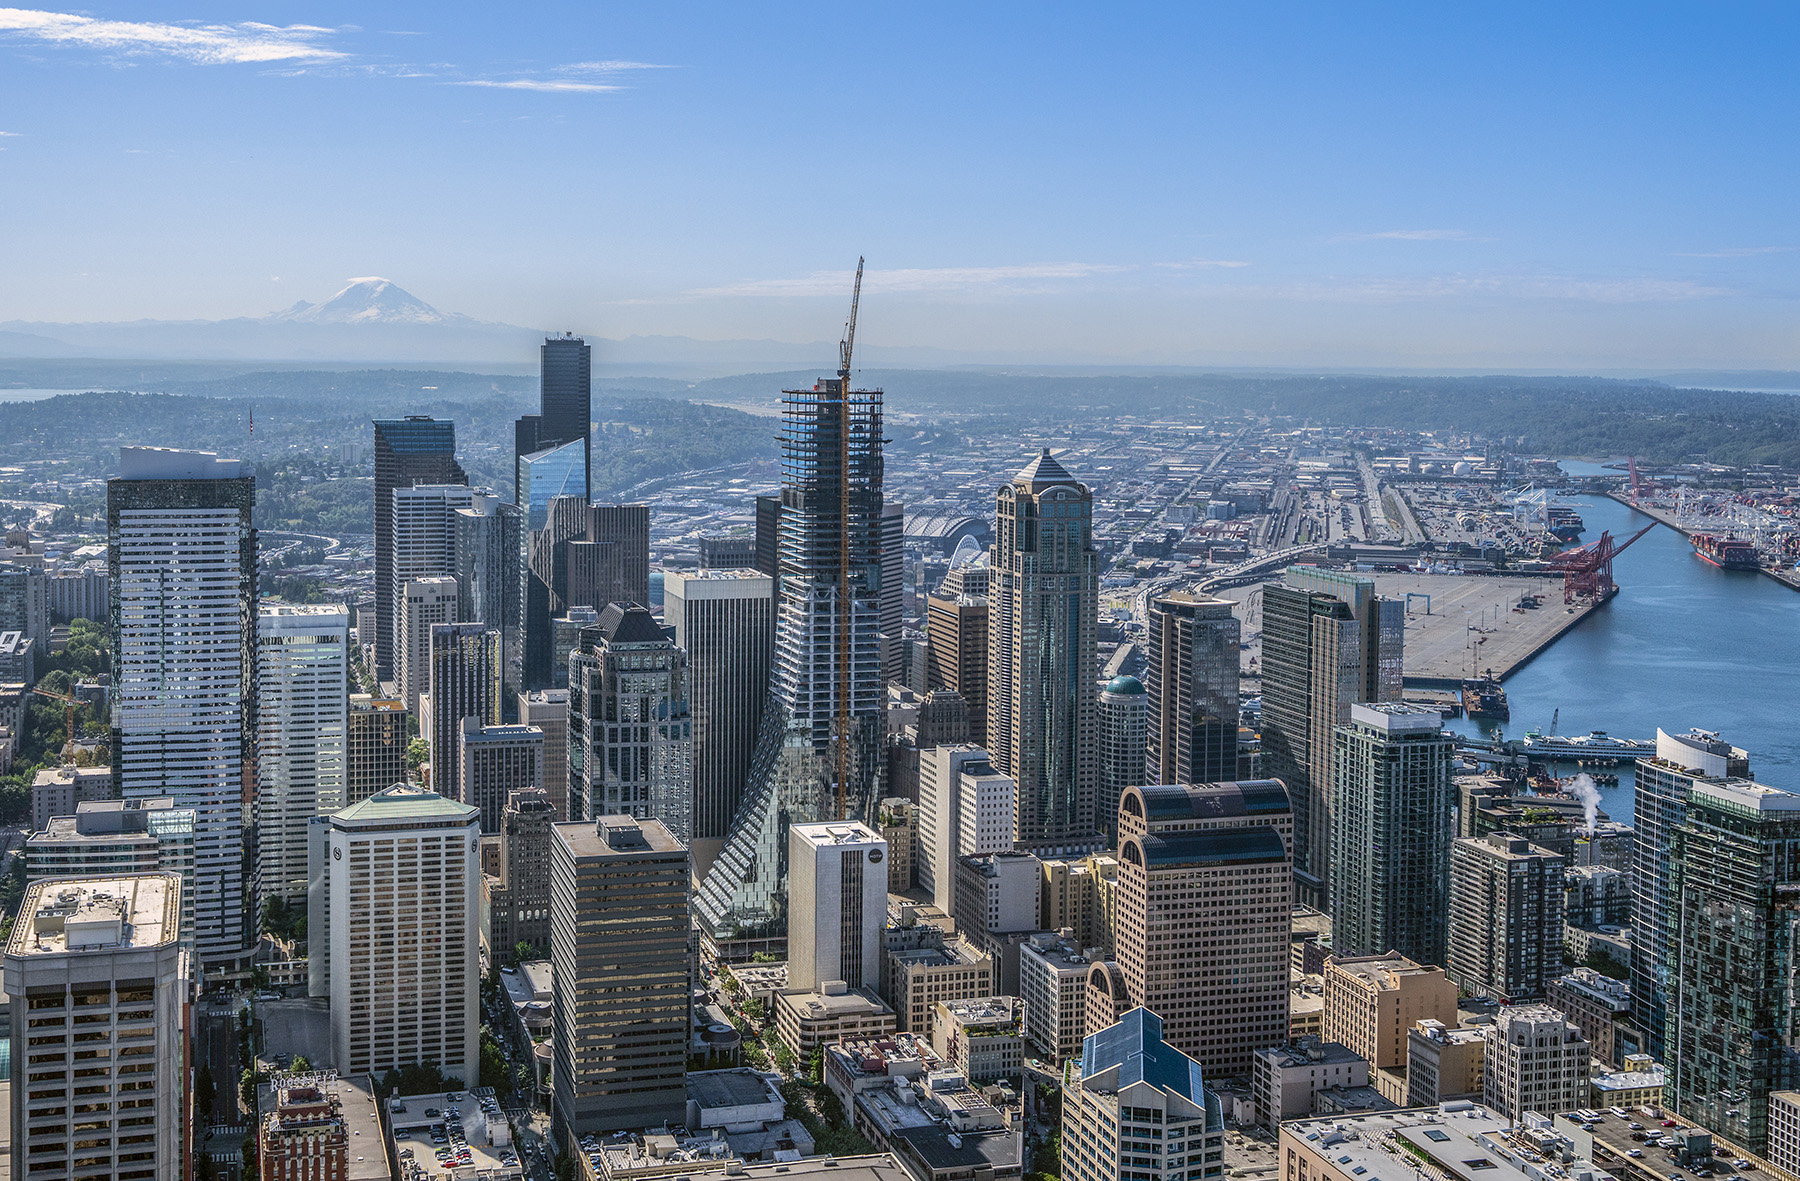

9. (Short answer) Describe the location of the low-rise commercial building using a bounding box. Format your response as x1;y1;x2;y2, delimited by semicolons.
29;763;111;831
1251;1039;1372;1129
257;1070;392;1181
885;935;994;1037
1547;968;1633;1069
1280;1103;1607;1181
1589;1057;1664;1110
932;996;1024;1083
773;982;896;1057
1323;954;1459;1073
1406;1019;1487;1106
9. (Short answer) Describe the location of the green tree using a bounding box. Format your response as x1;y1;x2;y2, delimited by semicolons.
480;1030;514;1099
514;941;536;966
772;1041;795;1075
406;738;428;771
291;1055;310;1073
808;1045;824;1086
556;1148;577;1181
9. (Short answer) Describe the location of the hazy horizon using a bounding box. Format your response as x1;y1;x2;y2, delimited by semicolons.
3;4;1798;369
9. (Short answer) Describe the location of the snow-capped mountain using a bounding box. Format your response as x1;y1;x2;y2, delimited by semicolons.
264;277;466;326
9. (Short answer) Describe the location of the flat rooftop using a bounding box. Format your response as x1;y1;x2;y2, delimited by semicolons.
1555;1109;1783;1181
687;1068;781;1111
554;815;685;858
389;1089;520;1179
1328;954;1440;988
8;873;179;956
1286;1103;1606;1181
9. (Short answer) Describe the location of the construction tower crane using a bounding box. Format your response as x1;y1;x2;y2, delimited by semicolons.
1548;522;1657;604
31;685;81;761
834;258;864;821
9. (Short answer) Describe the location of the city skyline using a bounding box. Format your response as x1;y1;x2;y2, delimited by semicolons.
1;6;1798;368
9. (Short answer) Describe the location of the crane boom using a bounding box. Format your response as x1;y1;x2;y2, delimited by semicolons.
834;258;864;821
31;685;79;761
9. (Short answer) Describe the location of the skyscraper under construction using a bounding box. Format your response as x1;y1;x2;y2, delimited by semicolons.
691;366;889;956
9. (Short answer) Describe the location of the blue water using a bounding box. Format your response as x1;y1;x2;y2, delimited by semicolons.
1444;491;1800;822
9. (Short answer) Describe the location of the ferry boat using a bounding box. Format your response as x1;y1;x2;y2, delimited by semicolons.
1460;677;1510;721
1518;730;1655;763
1692;533;1760;571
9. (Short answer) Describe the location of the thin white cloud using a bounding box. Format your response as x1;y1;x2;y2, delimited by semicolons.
1155;258;1252;270
562;59;672;72
1335;229;1480;242
1674;246;1795;258
0;130;17;136
695;263;1132;299
0;7;345;63
455;78;621;93
1251;274;1728;304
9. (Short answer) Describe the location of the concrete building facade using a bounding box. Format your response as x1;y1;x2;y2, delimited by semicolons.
787;821;887;994
1447;832;1566;1002
255;604;350;912
1482;1004;1592;1122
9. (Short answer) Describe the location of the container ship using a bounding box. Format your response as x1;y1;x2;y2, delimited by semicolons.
1546;504;1585;541
1692;533;1759;571
1460;677;1510;721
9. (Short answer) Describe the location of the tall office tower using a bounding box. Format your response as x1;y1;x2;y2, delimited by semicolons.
458;719;544;834
424;623;502;803
255;605;349;913
515;334;592;505
1632;727;1752;1060
493;787;554;959
1667;778;1800;1152
918;745;1017;913
1097;676;1147;841
1259;565;1403;909
524;500;651;689
753;493;782;583
1146;591;1241;788
697;536;757;569
550;814;689;1138
1114;781;1293;1077
393;482;476;596
325;785;481;1086
346;693;408;804
924;560;989;746
788;821;887;992
570;504;651;610
517;437;587;531
879;500;905;684
1446;832;1565;1001
551;605;599;690
1481;1006;1592;1122
987;449;1100;845
915;689;973;748
397;576;458;713
692;374;886;954
1329;703;1454;964
109;445;256;965
373;417;465;682
25;798;197;953
519;689;571;819
1061;1008;1226;1181
568;603;693;838
455;493;525;700
4;873;188;1181
664;570;774;876
0;562;48;645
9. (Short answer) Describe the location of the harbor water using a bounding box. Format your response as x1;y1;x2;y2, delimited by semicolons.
1444;489;1800;824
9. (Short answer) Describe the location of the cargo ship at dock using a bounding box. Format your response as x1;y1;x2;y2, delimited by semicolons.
1460;677;1510;721
1692;533;1760;571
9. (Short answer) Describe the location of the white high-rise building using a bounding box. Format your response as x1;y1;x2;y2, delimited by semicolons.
326;785;481;1086
398;576;458;714
787;821;887;993
256;604;349;913
1482;1004;1591;1121
392;482;476;590
917;744;1016;914
108;445;256;965
5;873;189;1181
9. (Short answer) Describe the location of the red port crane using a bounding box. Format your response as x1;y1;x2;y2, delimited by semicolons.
1548;522;1657;603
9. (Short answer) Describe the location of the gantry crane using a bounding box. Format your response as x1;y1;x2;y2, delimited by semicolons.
833;258;864;821
31;685;80;761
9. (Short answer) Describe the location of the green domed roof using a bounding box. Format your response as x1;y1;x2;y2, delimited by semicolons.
1105;675;1145;695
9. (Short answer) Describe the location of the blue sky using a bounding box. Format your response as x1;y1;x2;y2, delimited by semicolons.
1;3;1797;368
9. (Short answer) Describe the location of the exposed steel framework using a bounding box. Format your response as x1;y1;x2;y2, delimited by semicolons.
1548;522;1657;603
834;258;863;819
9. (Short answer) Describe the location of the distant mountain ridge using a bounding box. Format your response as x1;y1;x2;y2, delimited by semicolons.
0;277;980;370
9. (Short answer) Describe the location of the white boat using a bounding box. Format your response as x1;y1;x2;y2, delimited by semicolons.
1518;730;1655;761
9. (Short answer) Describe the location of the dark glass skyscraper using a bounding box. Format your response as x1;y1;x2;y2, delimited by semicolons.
1145;590;1240;787
692;377;886;953
373;417;466;682
515;334;591;504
